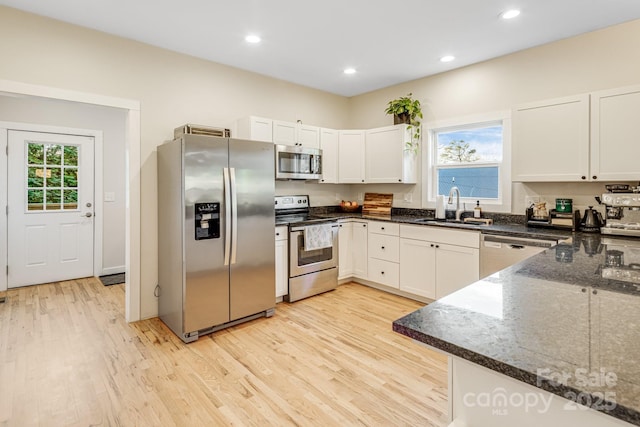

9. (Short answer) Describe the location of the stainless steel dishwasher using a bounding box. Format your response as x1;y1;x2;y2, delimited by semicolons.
480;234;557;278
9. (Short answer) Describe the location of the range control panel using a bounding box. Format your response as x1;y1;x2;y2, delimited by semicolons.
194;202;220;240
274;195;309;211
601;193;640;207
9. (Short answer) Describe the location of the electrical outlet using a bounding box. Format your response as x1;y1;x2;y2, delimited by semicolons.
357;193;364;201
335;193;340;202
525;196;539;206
404;193;413;203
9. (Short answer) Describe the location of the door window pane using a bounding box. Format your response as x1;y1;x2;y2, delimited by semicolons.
25;142;81;211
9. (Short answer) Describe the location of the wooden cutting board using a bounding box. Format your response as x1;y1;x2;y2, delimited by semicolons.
362;192;393;216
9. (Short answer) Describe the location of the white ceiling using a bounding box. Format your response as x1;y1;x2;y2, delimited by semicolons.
3;0;640;97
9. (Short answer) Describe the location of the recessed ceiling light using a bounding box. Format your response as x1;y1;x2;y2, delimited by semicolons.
245;34;261;44
501;9;521;19
440;55;455;63
343;68;357;75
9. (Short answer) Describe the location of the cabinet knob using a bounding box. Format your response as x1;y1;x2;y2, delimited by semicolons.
276;232;280;236
436;245;440;248
398;179;402;182
339;224;342;228
430;244;434;247
593;289;598;295
361;180;364;183
381;271;385;275
381;227;385;230
363;224;366;227
381;246;385;250
581;288;586;293
593;175;598;180
581;175;586;180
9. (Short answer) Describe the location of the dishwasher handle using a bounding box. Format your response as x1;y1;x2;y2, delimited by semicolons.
509;244;525;250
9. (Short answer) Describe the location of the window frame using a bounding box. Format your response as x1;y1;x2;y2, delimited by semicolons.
422;111;512;213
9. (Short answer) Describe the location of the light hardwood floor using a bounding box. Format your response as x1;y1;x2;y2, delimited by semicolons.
0;279;448;426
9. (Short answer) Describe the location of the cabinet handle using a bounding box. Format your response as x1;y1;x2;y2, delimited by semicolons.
581;175;586;180
593;289;598;295
593;175;598;180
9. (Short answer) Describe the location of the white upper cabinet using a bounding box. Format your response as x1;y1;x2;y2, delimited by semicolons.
319;128;339;184
365;124;417;184
512;94;590;182
236;116;273;142
338;130;366;183
590;85;640;181
273;120;320;148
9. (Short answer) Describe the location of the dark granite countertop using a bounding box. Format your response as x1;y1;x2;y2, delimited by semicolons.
308;211;572;241
393;233;640;426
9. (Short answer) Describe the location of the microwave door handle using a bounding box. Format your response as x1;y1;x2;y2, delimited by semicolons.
223;167;231;266
230;167;238;265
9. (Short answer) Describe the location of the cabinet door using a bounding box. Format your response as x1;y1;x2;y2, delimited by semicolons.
338;130;366;183
512;94;590;182
319;128;339;183
365;125;404;183
435;244;479;299
591;85;640;181
399;238;436;299
338;221;353;279
237;116;273;142
368;233;399;262
273;120;297;146
275;239;288;298
367;258;399;288
298;124;320;148
352;221;368;278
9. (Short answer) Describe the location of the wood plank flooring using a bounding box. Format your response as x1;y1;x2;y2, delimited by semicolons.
0;279;448;426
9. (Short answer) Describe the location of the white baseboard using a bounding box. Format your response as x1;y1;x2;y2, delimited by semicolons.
100;265;125;276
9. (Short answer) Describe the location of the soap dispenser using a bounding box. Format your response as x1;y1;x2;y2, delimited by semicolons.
474;201;482;218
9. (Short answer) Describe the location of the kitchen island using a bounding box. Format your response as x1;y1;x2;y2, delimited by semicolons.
394;233;640;427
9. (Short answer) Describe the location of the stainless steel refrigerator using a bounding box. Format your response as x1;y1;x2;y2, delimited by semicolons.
157;131;275;343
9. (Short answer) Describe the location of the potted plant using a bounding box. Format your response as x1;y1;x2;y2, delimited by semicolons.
384;93;423;152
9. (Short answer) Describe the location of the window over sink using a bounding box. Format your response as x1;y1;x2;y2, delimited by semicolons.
423;111;511;212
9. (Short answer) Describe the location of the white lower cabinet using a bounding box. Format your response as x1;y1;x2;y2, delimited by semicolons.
275;226;288;299
367;221;400;288
338;221;354;279
399;225;479;300
352;221;368;279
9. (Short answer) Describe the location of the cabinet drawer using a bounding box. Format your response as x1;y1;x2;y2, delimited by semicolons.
368;258;399;288
368;233;399;262
368;221;399;236
399;224;479;248
275;226;288;241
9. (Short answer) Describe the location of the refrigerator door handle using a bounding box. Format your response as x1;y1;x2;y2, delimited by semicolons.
230;167;238;264
223;167;231;266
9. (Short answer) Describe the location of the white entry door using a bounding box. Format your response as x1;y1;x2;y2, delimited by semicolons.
7;130;95;288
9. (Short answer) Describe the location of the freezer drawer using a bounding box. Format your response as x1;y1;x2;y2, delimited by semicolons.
480;234;556;278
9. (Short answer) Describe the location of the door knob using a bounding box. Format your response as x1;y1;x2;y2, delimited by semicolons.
82;212;93;218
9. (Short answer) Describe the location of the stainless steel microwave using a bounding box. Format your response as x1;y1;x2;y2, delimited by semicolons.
275;144;322;180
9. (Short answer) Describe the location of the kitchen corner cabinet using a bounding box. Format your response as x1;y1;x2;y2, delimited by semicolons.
365;125;417;184
319;128;339;184
512;94;590;182
338;130;366;183
236;116;273;143
590;85;640;181
399;225;479;300
273;120;320;148
275;226;288;299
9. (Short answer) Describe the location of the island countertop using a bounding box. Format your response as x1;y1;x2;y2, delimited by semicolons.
393;233;640;426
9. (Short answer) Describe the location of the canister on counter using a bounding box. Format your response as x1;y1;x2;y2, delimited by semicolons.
555;198;573;213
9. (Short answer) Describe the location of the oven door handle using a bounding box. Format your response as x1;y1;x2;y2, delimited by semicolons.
290;223;339;232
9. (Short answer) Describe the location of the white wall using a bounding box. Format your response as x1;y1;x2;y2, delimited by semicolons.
348;18;640;215
0;95;127;274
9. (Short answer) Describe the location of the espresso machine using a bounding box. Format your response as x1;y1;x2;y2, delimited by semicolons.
600;192;640;237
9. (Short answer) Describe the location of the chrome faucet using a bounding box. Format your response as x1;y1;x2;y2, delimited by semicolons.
447;186;464;221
